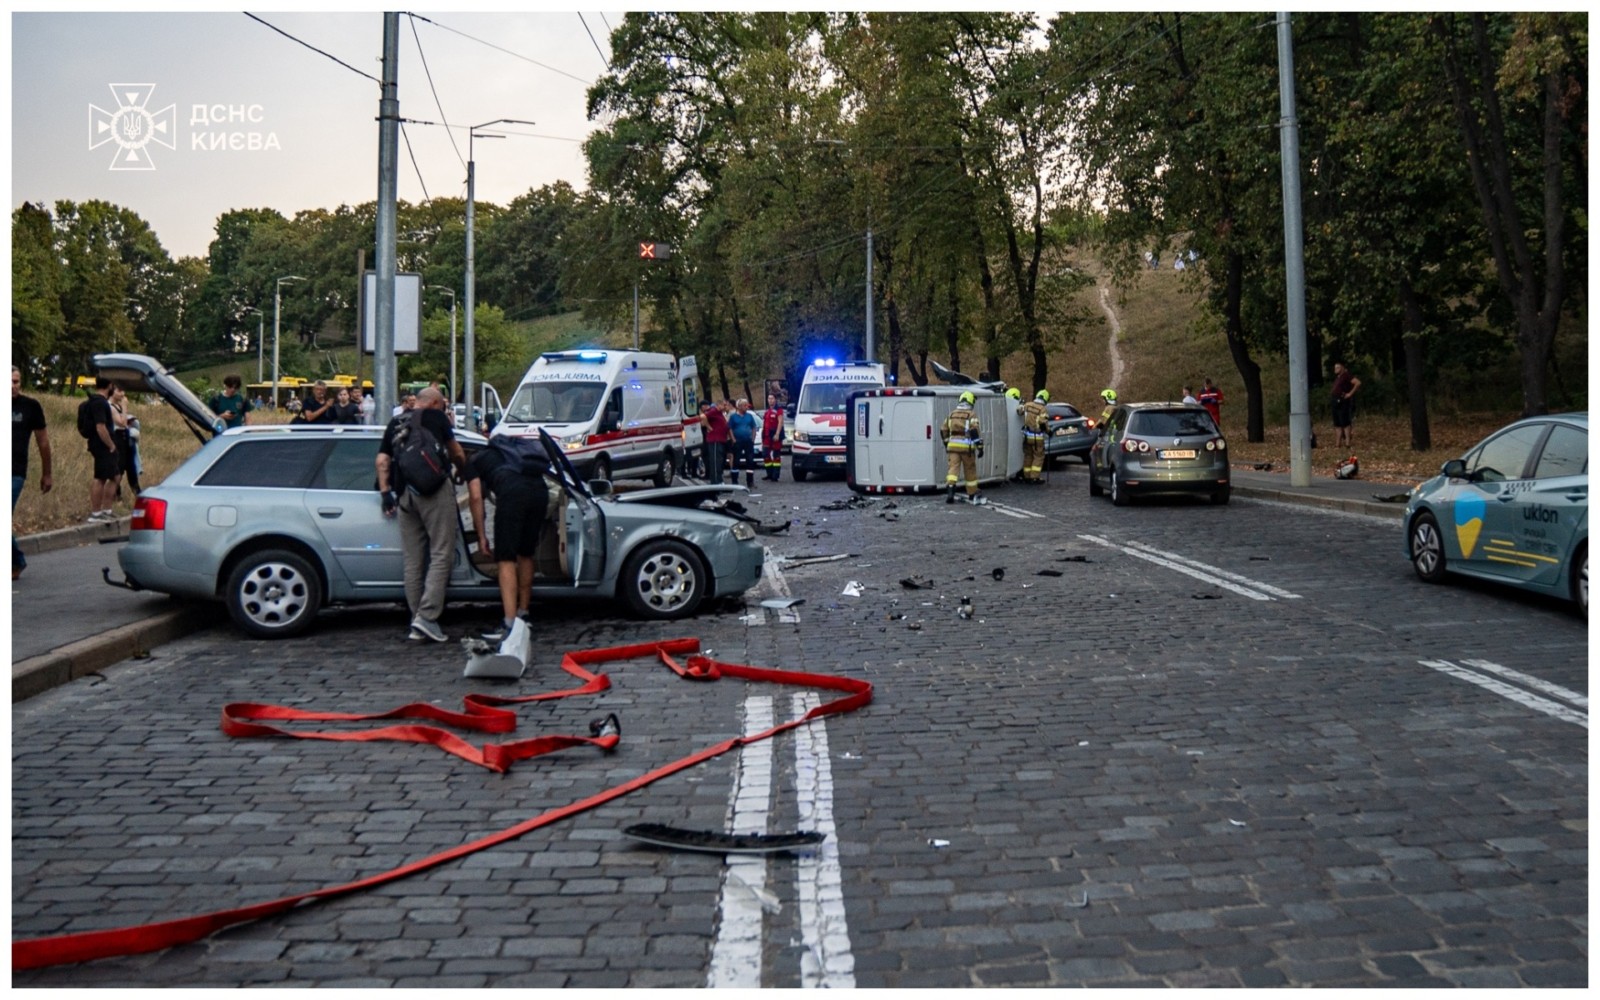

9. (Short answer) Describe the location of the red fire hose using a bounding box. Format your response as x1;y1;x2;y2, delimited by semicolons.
13;638;872;971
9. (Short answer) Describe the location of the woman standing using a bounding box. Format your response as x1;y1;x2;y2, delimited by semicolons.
109;386;142;499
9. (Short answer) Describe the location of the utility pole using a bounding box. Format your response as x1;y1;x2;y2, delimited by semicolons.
865;223;874;362
1276;12;1312;487
372;13;401;421
250;309;264;383
465;118;534;427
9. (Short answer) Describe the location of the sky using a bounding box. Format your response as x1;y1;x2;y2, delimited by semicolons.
10;9;620;260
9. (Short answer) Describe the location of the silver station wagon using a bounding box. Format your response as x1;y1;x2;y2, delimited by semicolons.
96;354;767;638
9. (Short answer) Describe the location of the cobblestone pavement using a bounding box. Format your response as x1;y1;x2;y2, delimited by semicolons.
13;465;1587;987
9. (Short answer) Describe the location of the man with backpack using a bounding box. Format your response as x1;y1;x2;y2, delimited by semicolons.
465;433;552;642
375;387;468;642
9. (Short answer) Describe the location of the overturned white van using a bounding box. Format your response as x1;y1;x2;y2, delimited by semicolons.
486;350;700;485
846;386;1022;494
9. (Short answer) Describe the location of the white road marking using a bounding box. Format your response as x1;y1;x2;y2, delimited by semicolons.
986;500;1046;519
1078;534;1283;601
1419;659;1588;729
1459;658;1587;709
793;692;856;988
707;696;775;988
1123;540;1303;599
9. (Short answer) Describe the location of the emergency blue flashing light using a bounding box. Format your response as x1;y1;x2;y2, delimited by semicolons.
813;357;837;367
577;350;608;362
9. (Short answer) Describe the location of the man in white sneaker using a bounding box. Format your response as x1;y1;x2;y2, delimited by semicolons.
82;378;120;522
376;387;467;642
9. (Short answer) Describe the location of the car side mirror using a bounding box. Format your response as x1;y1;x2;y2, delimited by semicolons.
588;479;613;496
1441;459;1467;480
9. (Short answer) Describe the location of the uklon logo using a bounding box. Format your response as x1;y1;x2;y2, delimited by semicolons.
89;84;177;171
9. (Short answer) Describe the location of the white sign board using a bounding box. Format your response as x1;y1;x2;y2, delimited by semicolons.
361;271;423;355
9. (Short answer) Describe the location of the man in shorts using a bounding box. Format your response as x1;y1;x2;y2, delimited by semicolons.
83;377;120;521
466;438;551;641
1330;361;1361;448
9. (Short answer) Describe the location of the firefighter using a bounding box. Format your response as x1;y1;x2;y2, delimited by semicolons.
941;391;983;504
1097;388;1118;428
1020;389;1050;483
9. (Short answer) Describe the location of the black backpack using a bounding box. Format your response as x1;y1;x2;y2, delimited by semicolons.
393;410;451;495
77;398;97;440
488;433;552;480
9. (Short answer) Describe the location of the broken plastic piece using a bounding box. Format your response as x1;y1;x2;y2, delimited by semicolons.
589;713;621;739
928;838;950;848
842;581;864;597
1036;569;1063;577
624;823;825;855
760;598;805;609
957;597;974;620
900;575;934;589
728;872;782;914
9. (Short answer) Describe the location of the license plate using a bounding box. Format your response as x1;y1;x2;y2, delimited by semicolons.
824;455;846;464
1159;449;1196;460
1056;427;1078;436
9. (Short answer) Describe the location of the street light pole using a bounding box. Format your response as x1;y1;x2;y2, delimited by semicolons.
427;285;457;407
249;309;264;384
273;275;304;409
465;117;534;425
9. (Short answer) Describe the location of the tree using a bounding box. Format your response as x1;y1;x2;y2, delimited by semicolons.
1430;12;1586;417
53;200;139;373
477;184;579;321
11;202;64;382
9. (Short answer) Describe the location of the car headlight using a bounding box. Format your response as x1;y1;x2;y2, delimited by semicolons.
792;431;809;444
730;521;756;541
560;433;586;451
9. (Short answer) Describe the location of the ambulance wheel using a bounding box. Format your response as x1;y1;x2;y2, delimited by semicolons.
620;539;705;620
792;465;809;482
651;450;675;488
226;548;322;638
592;454;613;483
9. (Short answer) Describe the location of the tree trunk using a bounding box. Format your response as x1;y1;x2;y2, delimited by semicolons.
885;295;904;388
902;351;928;386
944;279;962;375
1397;275;1432;451
1221;249;1264;441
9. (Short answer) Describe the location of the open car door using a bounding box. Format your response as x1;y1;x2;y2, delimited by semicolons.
538;428;605;585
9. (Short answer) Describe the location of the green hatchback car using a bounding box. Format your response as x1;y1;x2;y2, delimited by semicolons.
1405;413;1587;615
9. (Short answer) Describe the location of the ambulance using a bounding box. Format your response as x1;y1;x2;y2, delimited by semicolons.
846;385;1022;494
790;359;887;481
486;350;701;486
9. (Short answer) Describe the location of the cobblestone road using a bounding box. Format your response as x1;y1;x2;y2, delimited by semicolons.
13;466;1587;986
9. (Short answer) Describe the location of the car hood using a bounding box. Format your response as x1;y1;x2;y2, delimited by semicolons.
93;353;226;441
611;483;750;512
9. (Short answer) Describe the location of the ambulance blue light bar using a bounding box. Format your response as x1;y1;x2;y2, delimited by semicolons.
812;357;837;367
540;350;609;363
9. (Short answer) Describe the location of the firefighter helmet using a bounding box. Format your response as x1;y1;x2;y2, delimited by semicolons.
1035;389;1050;403
1005;387;1021;400
958;391;976;406
1100;388;1118;404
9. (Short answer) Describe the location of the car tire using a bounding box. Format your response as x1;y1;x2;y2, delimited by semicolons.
226;548;322;638
792;465;809;482
1409;512;1448;583
592;454;612;483
1211;485;1231;505
1088;467;1103;497
1572;543;1587;617
651;449;675;489
1111;470;1128;507
619;539;704;620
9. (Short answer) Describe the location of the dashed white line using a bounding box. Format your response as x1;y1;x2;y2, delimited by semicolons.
707;696;775;988
1419;659;1588;728
1459;658;1587;709
1123;540;1303;599
793;692;855;988
1078;534;1293;601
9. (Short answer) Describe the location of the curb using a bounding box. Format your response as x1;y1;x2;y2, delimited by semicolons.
12;603;214;704
1232;484;1407;520
16;516;131;557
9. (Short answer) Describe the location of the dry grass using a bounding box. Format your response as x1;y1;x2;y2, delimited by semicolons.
11;393;291;533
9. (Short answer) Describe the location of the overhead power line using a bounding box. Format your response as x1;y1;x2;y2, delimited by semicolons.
407;12;594;85
407;15;467;170
243;13;381;85
577;12;611;71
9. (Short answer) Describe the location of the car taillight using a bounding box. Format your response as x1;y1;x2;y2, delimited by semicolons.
1205;438;1226;451
1123;439;1150;453
1086;419;1096;429
131;497;167;531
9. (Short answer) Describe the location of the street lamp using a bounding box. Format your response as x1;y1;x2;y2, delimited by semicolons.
247;309;264;384
273;275;305;409
426;285;458;408
465;117;534;422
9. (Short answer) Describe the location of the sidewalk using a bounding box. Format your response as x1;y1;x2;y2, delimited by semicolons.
10;468;1418;703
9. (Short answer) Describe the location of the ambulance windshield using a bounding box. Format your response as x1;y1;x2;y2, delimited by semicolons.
504;380;605;424
797;382;872;415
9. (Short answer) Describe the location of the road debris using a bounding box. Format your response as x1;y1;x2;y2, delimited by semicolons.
957;597;974;619
900;575;934;589
928;839;950;849
992;567;1005;581
624;823;826;855
842;581;864;597
1037;569;1063;577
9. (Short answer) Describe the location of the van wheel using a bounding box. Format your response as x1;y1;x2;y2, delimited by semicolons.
226;548;321;638
592;454;612;483
652;450;675;489
792;465;809;482
620;539;704;620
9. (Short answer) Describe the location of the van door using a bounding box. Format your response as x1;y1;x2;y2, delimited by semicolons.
480;382;504;434
678;356;703;456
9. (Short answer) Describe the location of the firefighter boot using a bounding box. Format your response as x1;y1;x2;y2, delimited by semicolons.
946;485;956;504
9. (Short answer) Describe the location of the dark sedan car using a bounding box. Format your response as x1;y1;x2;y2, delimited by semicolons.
1043;401;1094;467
